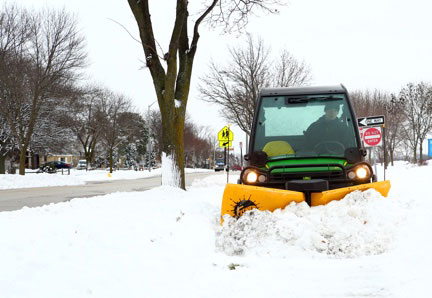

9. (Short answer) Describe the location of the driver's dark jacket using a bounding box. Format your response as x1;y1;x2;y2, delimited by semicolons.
303;116;348;149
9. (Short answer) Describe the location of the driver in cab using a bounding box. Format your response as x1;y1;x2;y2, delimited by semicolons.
303;102;348;153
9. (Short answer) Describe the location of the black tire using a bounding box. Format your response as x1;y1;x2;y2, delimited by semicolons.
43;166;56;174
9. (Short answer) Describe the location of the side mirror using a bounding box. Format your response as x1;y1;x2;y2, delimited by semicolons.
344;147;363;164
249;151;268;168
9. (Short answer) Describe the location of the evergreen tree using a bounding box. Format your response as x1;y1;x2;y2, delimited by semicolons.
125;143;138;169
144;145;156;169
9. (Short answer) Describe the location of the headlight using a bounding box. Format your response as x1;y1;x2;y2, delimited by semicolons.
258;174;266;182
242;168;267;184
347;171;356;179
246;171;258;183
355;166;368;179
347;164;370;180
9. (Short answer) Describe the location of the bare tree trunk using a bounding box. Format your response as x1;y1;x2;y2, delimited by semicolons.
82;137;97;167
419;142;423;165
109;147;113;174
19;147;27;175
127;0;283;189
0;156;5;174
90;140;97;163
175;114;185;188
160;103;186;188
85;150;91;166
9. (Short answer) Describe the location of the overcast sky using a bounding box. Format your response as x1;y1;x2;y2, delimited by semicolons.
13;0;432;150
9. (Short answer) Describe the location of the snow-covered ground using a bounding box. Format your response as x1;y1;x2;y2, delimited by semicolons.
0;168;213;190
0;162;431;297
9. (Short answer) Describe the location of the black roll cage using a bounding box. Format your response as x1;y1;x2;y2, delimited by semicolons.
247;85;363;162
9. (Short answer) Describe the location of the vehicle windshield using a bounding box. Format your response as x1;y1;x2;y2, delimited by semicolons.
253;93;358;158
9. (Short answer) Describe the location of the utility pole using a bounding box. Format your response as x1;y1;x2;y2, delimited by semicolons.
240;141;243;169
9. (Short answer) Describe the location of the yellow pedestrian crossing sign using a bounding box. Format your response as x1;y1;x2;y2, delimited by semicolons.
218;126;234;141
218;126;234;148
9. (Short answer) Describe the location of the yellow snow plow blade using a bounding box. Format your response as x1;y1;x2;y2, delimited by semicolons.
221;180;391;221
311;180;391;206
221;184;305;219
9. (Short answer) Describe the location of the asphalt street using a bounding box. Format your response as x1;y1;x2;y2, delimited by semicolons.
0;171;218;212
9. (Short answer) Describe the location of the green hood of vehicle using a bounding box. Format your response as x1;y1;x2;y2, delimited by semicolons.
266;157;348;173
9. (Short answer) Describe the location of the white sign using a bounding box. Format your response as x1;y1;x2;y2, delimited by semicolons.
357;115;385;127
360;127;382;147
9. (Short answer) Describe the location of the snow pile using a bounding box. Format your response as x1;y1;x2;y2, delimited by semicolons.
0;172;85;189
0;182;223;298
161;152;180;187
0;167;212;190
2;163;432;297
217;189;404;258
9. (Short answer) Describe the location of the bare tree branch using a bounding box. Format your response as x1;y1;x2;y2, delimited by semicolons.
199;34;311;135
0;5;87;175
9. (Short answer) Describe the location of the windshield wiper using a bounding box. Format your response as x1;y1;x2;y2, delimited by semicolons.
286;97;308;104
308;96;343;102
286;95;342;104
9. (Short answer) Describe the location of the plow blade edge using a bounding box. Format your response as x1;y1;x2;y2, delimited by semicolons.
221;184;305;219
221;180;391;220
311;180;391;206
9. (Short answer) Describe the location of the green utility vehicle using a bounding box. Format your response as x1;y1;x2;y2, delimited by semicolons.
221;85;390;220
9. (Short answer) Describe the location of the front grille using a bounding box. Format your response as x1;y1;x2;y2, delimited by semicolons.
270;170;345;182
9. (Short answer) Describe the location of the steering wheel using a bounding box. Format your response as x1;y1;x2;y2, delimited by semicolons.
313;141;345;155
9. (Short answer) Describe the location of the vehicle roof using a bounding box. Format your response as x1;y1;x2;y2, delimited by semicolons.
260;84;347;96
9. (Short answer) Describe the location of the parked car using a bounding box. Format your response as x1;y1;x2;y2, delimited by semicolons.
230;164;242;171
214;162;225;172
77;159;87;170
38;161;72;173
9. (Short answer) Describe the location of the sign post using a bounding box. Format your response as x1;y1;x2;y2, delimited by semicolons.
218;125;234;183
357;116;386;180
239;141;243;169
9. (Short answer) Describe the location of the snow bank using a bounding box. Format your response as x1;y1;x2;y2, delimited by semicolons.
217;189;404;258
0;172;85;189
0;167;212;190
2;163;431;297
161;152;180;187
0;178;225;298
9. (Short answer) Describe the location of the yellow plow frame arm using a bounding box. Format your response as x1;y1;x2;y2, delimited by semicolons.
221;180;391;220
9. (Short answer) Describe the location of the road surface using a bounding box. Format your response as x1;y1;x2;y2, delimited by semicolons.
0;171;218;212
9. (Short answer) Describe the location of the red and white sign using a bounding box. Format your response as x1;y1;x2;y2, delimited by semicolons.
361;127;382;147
